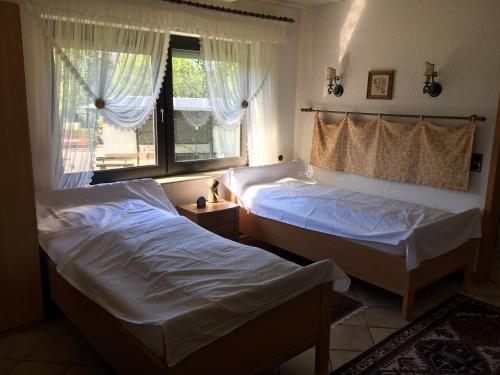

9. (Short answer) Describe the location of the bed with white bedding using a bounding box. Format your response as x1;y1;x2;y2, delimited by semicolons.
223;161;481;320
36;178;349;374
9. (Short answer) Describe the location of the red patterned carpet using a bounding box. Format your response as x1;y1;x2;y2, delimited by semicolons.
332;294;500;374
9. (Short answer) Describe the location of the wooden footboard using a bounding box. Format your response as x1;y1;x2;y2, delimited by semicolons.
41;252;332;375
238;208;478;321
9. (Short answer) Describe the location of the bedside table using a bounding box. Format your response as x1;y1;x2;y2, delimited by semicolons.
176;200;239;241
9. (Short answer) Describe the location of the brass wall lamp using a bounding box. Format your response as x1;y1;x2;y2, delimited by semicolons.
423;62;442;97
326;67;344;97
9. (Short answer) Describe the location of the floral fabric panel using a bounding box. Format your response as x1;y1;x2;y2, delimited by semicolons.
310;115;475;192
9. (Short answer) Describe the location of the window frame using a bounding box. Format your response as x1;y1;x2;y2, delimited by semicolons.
92;34;247;184
166;35;248;175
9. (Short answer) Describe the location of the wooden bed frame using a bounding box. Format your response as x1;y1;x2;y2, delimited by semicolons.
231;204;477;321
41;252;332;375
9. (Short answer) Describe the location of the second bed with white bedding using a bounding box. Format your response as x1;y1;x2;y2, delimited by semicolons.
224;161;482;270
36;179;349;366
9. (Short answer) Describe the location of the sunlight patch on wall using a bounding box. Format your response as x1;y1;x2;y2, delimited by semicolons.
338;0;366;64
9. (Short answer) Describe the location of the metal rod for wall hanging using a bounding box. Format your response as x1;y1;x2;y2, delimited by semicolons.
300;107;486;122
162;0;295;23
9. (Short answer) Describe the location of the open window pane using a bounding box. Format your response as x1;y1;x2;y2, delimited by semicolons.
95;114;157;170
172;49;241;162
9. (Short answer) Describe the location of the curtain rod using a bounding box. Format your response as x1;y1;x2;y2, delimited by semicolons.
162;0;296;23
300;107;486;122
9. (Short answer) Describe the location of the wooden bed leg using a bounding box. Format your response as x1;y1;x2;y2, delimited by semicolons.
402;291;414;321
401;273;415;321
315;283;332;375
463;261;474;289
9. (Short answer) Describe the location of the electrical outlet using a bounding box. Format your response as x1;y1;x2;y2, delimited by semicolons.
470;153;483;172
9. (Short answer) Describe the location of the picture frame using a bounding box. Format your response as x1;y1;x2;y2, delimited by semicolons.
366;70;394;99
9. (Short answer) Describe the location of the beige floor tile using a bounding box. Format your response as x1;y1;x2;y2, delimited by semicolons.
369;327;397;344
354;282;400;308
9;362;67;375
337;309;366;327
279;348;316;375
330;350;362;371
363;307;407;328
0;360;18;375
463;281;500;297
73;346;105;366
29;318;78;336
330;325;373;351
0;332;46;360
469;295;500;307
25;334;85;364
65;365;115;375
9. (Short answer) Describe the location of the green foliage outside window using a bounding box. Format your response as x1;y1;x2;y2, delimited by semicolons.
172;57;208;99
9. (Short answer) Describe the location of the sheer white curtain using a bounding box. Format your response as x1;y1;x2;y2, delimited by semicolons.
202;37;277;165
23;0;285;190
42;19;170;188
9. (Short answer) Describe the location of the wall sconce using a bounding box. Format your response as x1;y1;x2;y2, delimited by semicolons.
326;67;344;97
423;62;442;97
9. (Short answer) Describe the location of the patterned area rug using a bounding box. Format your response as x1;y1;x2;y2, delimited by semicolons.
332;294;500;374
332;291;366;326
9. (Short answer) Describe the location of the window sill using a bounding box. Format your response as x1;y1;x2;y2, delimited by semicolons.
155;169;228;185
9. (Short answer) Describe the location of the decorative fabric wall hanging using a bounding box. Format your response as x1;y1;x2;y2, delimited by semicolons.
310;115;476;192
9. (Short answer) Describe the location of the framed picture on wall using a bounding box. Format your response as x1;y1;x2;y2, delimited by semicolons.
367;70;394;99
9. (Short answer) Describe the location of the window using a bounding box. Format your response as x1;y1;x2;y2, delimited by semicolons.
92;35;247;183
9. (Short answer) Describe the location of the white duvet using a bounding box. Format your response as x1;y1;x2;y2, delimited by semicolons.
36;179;349;366
224;161;482;270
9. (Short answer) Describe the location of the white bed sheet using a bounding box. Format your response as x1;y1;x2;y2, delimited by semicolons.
224;163;481;270
36;179;349;366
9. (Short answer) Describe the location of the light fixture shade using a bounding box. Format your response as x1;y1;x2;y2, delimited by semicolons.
424;62;434;76
326;67;336;80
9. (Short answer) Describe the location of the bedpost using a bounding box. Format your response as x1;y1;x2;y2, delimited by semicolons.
463;239;478;288
220;183;237;203
401;272;415;321
315;282;332;375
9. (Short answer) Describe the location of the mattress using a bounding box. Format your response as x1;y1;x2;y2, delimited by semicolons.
224;161;482;270
36;179;350;366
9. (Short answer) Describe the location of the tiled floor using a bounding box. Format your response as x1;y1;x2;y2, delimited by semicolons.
2;255;500;374
0;317;114;375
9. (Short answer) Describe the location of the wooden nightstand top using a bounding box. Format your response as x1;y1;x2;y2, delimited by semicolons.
176;200;239;216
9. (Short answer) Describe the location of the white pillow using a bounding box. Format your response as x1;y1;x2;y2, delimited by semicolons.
223;160;310;197
36;179;177;224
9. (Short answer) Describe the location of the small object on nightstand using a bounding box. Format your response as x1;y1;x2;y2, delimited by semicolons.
176;200;240;241
207;178;219;203
196;196;206;209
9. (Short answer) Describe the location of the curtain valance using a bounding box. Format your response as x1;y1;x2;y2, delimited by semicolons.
28;0;287;43
310;115;476;192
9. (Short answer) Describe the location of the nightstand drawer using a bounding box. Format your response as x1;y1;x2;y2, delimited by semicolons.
176;200;239;242
197;209;235;227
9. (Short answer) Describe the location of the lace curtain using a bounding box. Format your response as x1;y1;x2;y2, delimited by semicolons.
23;0;284;189
44;19;169;188
202;38;278;166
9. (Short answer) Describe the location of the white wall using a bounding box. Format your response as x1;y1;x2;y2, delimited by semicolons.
294;0;500;211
